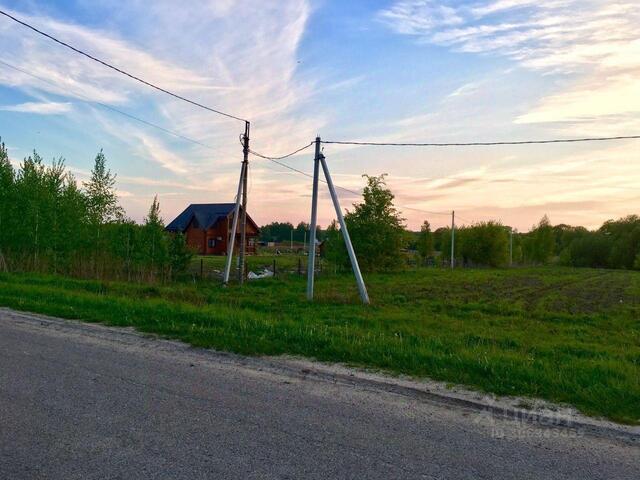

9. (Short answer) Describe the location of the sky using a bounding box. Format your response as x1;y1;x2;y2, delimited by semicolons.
0;0;638;231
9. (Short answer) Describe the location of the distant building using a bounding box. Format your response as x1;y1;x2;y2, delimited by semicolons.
165;203;259;255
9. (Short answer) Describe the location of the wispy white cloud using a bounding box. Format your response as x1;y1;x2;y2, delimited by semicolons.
0;101;71;114
376;0;640;209
378;1;640;121
378;1;639;73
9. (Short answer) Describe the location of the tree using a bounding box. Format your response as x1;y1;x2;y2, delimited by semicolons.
563;232;611;268
83;150;123;277
294;222;310;243
141;196;168;281
168;233;194;278
84;150;122;225
0;139;13;271
52;169;88;274
325;175;406;272
525;215;555;264
259;222;294;243
417;220;434;263
600;215;640;269
458;221;509;267
14;151;51;270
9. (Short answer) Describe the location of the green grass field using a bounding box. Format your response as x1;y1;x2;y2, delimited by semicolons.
0;266;638;423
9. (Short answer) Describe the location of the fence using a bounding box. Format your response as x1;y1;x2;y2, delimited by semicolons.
187;255;329;282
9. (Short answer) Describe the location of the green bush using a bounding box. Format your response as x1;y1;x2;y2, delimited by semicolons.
458;221;510;267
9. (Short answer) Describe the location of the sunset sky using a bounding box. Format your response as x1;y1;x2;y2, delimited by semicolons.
0;0;638;231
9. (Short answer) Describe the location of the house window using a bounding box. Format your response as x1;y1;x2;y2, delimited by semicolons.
208;238;215;248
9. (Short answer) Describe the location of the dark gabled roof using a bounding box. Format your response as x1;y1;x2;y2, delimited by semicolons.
165;203;236;232
165;203;259;233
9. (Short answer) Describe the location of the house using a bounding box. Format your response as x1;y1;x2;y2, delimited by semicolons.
165;203;259;255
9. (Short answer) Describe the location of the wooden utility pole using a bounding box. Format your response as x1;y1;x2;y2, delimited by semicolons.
238;121;250;284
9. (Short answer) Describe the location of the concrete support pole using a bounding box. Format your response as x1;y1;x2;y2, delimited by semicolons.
306;137;321;300
223;161;246;284
319;154;370;305
451;210;455;269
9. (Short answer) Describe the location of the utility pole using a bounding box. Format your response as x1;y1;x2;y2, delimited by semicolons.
306;137;369;304
307;137;321;300
320;153;369;304
290;229;293;250
303;230;307;254
509;227;513;267
450;210;455;269
223;162;245;284
223;121;249;285
238;121;250;284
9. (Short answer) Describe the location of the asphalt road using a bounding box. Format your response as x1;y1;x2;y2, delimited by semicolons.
1;309;638;479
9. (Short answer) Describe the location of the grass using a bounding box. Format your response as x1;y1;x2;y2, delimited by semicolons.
0;266;638;424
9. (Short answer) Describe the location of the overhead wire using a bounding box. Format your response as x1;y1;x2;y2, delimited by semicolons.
322;136;640;147
247;144;361;196
248;146;457;217
0;9;247;123
248;142;314;161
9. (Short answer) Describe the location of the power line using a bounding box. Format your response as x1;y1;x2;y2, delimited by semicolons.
455;215;476;224
400;206;451;216
0;9;247;123
249;147;362;197
248;142;314;160
248;145;477;216
322;135;640;147
252;151;453;216
0;58;216;151
262;156;361;196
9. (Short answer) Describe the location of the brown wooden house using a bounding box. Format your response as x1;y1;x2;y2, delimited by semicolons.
165;203;259;255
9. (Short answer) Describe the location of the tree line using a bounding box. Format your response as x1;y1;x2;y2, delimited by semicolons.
2;137;637;280
322;174;640;272
259;221;324;244
426;215;640;269
0;139;192;281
